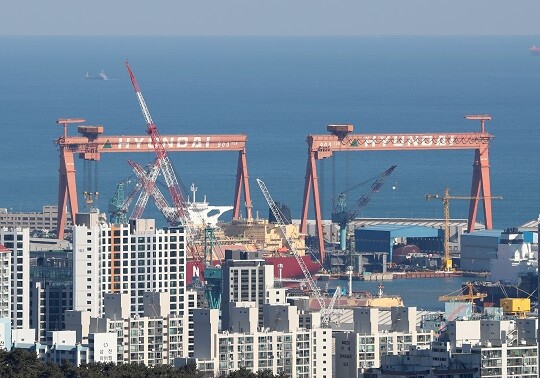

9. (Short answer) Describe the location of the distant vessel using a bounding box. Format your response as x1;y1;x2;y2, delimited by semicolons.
83;70;109;80
184;184;233;228
177;184;321;285
464;228;538;307
305;283;404;310
186;254;321;286
529;45;540;55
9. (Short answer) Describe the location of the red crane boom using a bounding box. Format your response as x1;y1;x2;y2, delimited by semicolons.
125;61;186;224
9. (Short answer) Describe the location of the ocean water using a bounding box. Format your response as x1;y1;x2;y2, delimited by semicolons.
0;36;539;229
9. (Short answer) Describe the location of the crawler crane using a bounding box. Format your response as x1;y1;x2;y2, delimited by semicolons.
125;61;188;225
257;178;340;326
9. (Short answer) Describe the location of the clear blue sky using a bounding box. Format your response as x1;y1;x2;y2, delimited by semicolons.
2;0;539;36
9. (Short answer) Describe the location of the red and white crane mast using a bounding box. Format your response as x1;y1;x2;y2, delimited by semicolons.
128;160;177;224
130;164;160;220
125;60;187;223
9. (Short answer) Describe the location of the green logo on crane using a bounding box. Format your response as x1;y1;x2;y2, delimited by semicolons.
102;139;112;149
349;139;359;147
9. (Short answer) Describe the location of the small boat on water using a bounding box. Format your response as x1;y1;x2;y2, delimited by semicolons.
529;45;540;55
83;70;109;80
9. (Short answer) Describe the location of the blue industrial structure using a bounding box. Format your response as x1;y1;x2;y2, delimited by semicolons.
355;224;443;262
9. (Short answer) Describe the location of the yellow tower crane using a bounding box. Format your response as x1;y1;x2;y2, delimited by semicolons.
426;188;502;271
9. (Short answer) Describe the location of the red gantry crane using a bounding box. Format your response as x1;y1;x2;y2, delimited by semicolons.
300;117;495;262
54;122;252;239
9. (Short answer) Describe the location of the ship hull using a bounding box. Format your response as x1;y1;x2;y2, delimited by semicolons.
465;273;538;307
186;255;321;285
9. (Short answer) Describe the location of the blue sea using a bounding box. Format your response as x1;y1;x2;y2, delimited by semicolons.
0;37;540;228
0;36;539;229
1;36;538;307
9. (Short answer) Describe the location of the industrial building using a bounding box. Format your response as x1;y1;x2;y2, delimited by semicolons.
355;224;443;263
0;205;71;234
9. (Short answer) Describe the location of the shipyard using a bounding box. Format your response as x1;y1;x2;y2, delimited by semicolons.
0;59;537;377
1;5;540;377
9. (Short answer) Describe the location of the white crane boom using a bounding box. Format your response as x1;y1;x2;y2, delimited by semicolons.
257;178;336;326
129;160;202;260
129;160;177;223
130;162;160;220
328;286;342;313
125;61;188;224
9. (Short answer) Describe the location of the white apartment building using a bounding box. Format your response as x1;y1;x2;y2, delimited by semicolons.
64;291;190;366
72;213;101;317
334;306;435;376
0;245;10;319
446;317;538;377
0;227;30;329
180;305;332;377
364;318;539;377
361;341;479;378
73;213;187;318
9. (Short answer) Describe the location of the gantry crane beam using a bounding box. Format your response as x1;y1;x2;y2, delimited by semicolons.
54;122;252;239
300;116;495;262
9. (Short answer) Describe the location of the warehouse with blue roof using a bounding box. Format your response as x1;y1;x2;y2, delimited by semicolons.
355;224;444;262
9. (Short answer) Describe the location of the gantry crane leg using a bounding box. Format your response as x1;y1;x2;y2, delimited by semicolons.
300;151;313;236
467;146;493;233
300;151;325;261
240;151;253;221
311;154;325;262
57;150;78;239
233;149;252;220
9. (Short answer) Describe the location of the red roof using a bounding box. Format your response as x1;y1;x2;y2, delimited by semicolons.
0;244;10;253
